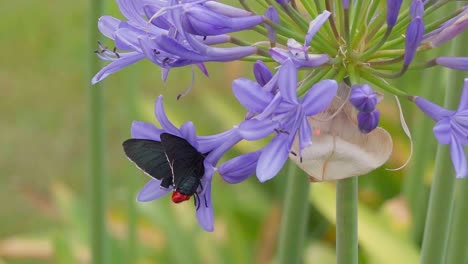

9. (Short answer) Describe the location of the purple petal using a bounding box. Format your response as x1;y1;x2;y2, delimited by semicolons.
253;60;273;86
433;119;452;144
301;79;338;116
278;60;299;104
155;35;206;61
255;93;283;120
299;117;312;151
131;121;163;140
203;1;252;17
450;138;468;178
196;172;214;231
457;79;468;111
196;63;209;76
451;117;468;145
232;78;273;113
179;121;198;148
305;11;331;46
182;29;257;62
219;151;261;183
197;129;238;153
415;96;454;121
256;134;290;182
115;27;143;51
182;6;263;36
92;52;145;84
155;96;180;135
98;16;120;39
116;0;146;25
424;9;468;47
143;5;171;29
238;119;278;140
137;179;172;202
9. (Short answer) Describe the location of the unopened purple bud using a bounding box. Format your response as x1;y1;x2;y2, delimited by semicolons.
253;60;273;86
404;17;425;66
265;6;279;44
387;0;403;28
435;57;468;71
423;10;468;47
342;0;350;9
349;84;378;112
358;110;380;134
182;6;263;36
410;0;424;19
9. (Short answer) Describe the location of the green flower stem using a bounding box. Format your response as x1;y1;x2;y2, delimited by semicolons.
277;163;310;264
419;66;460;264
359;69;408;96
124;70;142;264
446;179;468;264
325;0;339;39
372;0;447;43
350;0;363;40
88;0;107;262
419;146;456;264
336;177;358;264
403;69;440;244
300;0;317;18
444;29;468;264
335;0;345;36
283;4;309;32
240;56;276;62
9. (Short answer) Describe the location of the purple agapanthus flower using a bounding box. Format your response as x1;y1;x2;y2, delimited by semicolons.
226;59;338;182
413;79;468;178
130;96;242;231
92;0;263;84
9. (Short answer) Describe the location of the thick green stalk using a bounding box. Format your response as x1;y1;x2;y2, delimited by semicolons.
336;177;358;264
403;69;440;244
419;145;455;264
446;180;468;264
277;163;310;264
124;70;141;264
444;30;468;264
419;61;460;264
88;0;107;263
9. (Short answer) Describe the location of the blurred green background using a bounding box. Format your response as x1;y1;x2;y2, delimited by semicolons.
2;0;464;263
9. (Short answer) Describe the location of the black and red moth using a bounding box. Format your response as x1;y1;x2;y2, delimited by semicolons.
122;133;206;203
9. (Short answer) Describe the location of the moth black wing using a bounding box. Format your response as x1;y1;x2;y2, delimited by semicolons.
160;133;205;186
122;139;172;183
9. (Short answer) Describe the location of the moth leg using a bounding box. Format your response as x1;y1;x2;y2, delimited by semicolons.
194;193;201;210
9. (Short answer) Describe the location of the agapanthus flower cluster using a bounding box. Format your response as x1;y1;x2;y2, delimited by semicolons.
93;0;467;230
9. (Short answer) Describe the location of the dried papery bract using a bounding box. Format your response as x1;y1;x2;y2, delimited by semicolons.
289;83;393;181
